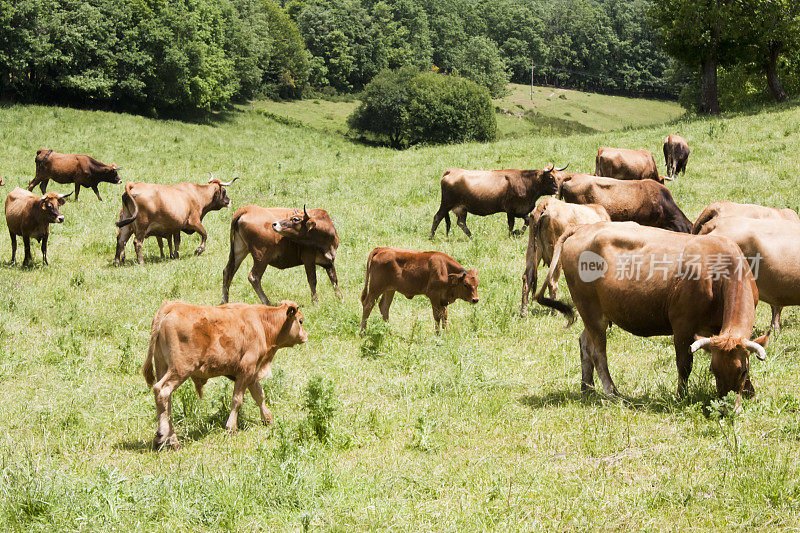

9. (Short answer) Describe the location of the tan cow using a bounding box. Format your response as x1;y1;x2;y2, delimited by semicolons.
5;187;71;266
663;135;690;179
519;197;610;317
595;147;667;183
27;149;122;201
430;164;567;238
360;247;479;334
692;200;800;235
537;221;768;402
143;300;307;449
114;175;237;265
559;174;692;233
696;217;800;334
221;206;341;305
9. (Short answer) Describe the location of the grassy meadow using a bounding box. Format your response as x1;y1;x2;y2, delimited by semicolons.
0;96;800;531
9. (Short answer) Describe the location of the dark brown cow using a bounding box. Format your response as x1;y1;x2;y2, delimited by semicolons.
520;197;610;317
114;176;237;265
430;164;567;238
559;174;692;233
692;200;800;235
221;206;342;305
28;149;122;201
697;217;800;334
143;300;307;449
537;221;768;402
5;187;71;266
360;247;479;334
663;135;690;179
595;147;668;183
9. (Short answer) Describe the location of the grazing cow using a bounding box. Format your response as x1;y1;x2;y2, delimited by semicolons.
27;149;122;201
5;187;71;266
0;176;4;186
143;300;307;449
692;200;800;235
536;221;768;402
114;175;237;265
430;164;567;238
663;135;690;179
696;217;800;334
519;197;610;317
221;206;342;305
360;247;479;334
559;174;692;233
595;147;667;183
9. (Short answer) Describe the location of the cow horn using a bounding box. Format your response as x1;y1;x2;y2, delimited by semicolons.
303;204;309;218
664;175;674;181
293;208;299;215
219;176;239;186
112;164;122;170
208;172;216;183
690;337;711;353
59;192;73;199
745;340;767;361
544;163;554;172
555;163;570;171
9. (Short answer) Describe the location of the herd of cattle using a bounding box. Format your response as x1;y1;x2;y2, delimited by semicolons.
2;133;795;447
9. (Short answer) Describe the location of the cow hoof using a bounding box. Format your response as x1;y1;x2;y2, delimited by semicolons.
194;248;204;256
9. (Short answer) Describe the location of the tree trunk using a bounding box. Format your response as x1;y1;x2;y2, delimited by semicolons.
765;41;788;103
700;56;720;115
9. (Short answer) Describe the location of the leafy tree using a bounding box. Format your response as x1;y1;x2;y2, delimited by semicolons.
347;66;416;147
451;36;509;97
263;0;309;97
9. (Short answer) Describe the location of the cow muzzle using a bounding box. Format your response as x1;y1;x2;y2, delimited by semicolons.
55;215;65;223
471;297;479;304
272;222;282;232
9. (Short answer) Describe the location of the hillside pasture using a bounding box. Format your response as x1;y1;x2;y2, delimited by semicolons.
0;99;799;530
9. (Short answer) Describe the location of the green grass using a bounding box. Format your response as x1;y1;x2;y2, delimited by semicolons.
255;83;685;140
0;97;799;530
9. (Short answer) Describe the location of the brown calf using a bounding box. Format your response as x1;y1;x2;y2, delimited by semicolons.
595;147;667;183
28;149;122;201
115;175;236;265
5;187;71;266
143;300;307;449
360;247;479;334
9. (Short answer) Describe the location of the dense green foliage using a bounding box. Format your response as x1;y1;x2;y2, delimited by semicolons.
347;68;496;146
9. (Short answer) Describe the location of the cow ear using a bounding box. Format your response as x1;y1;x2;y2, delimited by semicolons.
41;201;48;210
286;303;298;317
752;330;771;349
448;272;466;284
305;218;316;230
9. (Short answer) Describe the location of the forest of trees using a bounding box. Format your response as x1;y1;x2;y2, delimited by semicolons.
0;0;797;116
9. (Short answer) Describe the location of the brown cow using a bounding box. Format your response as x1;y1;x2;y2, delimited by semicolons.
360;247;479;334
692;200;800;235
221;206;342;305
559;174;692;233
143;300;307;449
5;187;71;266
520;197;610;317
430;164;567;238
595;147;668;183
537;221;768;403
114;175;237;266
663;135;690;179
28;149;122;201
696;217;800;334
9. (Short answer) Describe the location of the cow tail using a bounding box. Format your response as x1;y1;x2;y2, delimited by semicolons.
116;183;138;228
143;312;160;388
227;211;246;268
557;176;571;200
691;207;716;235
535;228;577;326
361;249;377;304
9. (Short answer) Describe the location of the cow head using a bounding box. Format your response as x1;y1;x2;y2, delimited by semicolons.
207;174;238;210
40;192;71;223
277;300;308;346
540;163;569;195
448;269;480;304
104;163;122;184
272;206;315;236
691;333;769;400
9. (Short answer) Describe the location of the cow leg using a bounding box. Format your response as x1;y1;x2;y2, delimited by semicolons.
583;326;618;396
578;329;597;394
453;207;472;238
378;290;395;321
432;303;447;334
186;219;207;255
134;238;144;265
673;335;694;400
9;232;16;264
91;185;102;201
73;183;80;201
114;226;133;266
430;207;450;239
248;381;273;425
225;378;249;433
507;212;517;236
221;236;249;304
22;236;33;267
40;234;49;265
157;237;165;259
305;262;318;302
324;264;343;301
520;242;541;317
770;305;783;335
152;370;184;449
173;233;181;259
248;261;272;305
360;291;379;334
166;235;174;259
